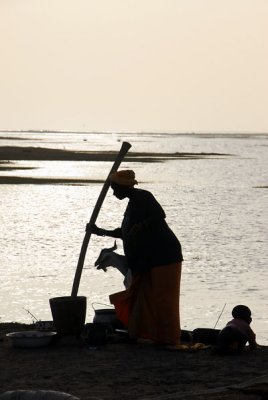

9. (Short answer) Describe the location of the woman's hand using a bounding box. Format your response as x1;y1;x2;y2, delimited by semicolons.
86;223;105;236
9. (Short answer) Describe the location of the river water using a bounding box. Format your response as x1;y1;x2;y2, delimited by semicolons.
0;132;267;344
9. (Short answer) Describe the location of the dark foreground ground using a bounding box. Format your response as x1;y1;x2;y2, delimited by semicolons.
0;323;267;400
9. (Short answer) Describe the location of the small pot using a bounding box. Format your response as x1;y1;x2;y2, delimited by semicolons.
93;308;124;330
83;323;109;346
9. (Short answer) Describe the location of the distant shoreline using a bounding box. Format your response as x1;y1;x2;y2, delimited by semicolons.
0;145;233;185
0;145;232;162
0;145;234;185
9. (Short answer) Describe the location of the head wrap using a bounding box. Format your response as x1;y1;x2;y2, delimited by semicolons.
109;170;138;187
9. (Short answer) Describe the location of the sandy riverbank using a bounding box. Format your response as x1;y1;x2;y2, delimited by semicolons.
0;323;267;400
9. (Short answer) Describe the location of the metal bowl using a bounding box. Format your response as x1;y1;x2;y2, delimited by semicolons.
6;330;57;348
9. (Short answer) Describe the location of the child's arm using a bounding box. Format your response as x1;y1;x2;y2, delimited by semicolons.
248;329;258;350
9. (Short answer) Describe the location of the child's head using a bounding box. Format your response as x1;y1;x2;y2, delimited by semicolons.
232;305;252;324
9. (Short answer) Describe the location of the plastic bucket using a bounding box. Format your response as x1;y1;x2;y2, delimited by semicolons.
49;296;87;336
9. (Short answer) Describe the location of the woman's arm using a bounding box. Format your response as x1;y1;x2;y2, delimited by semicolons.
86;223;122;239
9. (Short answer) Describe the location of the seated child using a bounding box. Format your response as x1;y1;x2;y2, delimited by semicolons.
217;305;257;355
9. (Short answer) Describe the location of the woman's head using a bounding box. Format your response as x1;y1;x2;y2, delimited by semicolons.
110;170;138;187
232;305;252;324
109;170;138;199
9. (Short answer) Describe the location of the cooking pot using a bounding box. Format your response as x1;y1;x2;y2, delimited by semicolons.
92;307;124;330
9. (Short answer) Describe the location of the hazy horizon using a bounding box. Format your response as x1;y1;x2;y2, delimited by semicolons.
1;1;267;133
1;129;268;135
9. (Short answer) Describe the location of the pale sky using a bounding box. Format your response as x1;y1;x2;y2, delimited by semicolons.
0;0;267;133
